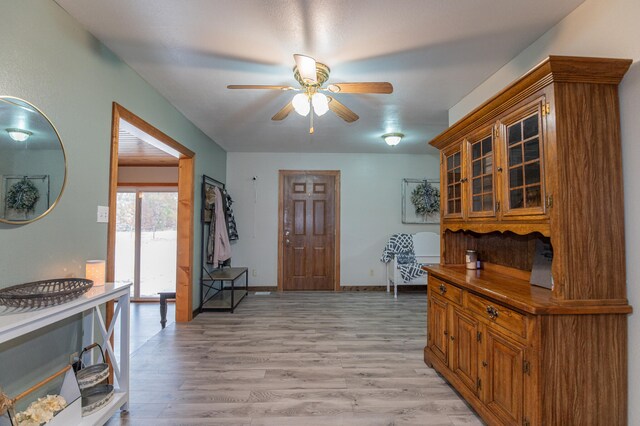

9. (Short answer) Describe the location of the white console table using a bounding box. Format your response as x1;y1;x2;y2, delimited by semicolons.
0;282;131;426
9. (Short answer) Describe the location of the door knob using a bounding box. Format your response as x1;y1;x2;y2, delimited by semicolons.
285;239;290;245
285;230;290;236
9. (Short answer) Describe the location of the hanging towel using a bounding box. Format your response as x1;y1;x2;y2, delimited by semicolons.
380;233;427;283
207;186;232;266
380;233;414;263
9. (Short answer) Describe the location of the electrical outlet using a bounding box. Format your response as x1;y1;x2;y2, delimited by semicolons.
97;206;109;223
369;269;375;277
252;269;257;277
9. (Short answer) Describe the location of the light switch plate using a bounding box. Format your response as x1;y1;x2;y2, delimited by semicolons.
97;206;109;223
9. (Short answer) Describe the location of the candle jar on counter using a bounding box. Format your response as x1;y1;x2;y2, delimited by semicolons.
466;250;478;270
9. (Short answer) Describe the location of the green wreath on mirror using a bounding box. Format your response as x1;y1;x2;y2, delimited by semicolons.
410;180;440;216
6;178;40;213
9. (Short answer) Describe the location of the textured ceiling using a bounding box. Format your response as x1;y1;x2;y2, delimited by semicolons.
55;0;583;154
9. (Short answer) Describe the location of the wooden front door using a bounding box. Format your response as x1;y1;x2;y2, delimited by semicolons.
280;171;338;291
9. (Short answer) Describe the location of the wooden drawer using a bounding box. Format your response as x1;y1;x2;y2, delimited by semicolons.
466;293;526;338
429;276;462;305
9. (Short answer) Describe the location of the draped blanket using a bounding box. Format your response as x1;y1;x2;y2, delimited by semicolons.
380;233;427;283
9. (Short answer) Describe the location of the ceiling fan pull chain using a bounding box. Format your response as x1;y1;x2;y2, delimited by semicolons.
310;107;314;134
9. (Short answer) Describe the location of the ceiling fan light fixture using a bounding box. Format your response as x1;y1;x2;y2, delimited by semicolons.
312;93;329;116
293;54;317;84
383;132;403;146
292;93;310;116
6;128;32;142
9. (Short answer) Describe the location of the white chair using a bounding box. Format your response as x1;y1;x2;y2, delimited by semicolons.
386;231;440;298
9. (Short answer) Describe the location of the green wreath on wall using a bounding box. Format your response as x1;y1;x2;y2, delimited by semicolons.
410;180;440;216
6;178;40;213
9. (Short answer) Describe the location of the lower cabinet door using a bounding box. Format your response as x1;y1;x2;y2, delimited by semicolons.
429;293;449;365
450;307;479;394
483;328;525;425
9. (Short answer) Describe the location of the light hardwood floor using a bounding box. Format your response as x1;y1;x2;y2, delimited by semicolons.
107;291;483;425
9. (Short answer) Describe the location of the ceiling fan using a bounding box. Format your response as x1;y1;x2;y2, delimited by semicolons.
227;54;393;133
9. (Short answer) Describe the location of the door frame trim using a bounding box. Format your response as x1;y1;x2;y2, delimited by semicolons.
277;170;341;292
108;102;195;322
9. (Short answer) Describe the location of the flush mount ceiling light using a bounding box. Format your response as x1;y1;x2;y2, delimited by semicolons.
6;128;33;142
383;132;404;146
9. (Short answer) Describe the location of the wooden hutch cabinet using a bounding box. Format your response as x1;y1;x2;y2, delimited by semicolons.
425;56;632;426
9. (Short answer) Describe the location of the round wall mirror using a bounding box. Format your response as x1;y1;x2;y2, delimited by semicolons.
0;96;67;224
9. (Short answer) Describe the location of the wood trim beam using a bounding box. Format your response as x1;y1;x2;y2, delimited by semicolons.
176;156;194;322
108;102;195;325
114;103;195;158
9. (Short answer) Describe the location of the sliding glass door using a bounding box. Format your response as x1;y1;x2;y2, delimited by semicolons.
115;189;178;299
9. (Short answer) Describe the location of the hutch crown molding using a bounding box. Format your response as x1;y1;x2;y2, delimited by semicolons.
424;56;632;426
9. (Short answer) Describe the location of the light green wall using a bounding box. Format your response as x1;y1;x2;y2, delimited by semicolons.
0;0;226;395
0;0;225;302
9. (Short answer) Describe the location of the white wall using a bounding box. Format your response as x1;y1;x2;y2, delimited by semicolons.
226;152;440;287
449;0;640;422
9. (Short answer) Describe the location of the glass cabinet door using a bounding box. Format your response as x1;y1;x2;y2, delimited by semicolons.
443;144;464;219
467;129;495;218
501;98;547;217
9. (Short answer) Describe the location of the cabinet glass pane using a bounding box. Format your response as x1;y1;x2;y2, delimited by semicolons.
525;162;540;185
509;145;522;166
472;143;481;158
483;175;493;192
483;156;493;173
526;186;542;207
473;196;482;211
482;138;492;155
483;194;493;211
509;168;523;187
446;150;463;214
507;110;543;210
472;160;481;176
473;178;482;194
523;115;539;139
470;135;494;213
524;139;540;162
508;123;522;145
510;189;524;209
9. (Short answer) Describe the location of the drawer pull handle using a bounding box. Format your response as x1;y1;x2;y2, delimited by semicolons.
439;284;447;294
486;305;499;320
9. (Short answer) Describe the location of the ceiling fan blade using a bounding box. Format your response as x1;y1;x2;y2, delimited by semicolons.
271;102;295;121
227;85;296;90
327;97;359;123
294;54;317;84
326;82;393;94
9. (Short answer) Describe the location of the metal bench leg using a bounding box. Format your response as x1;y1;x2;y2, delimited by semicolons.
160;294;168;328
